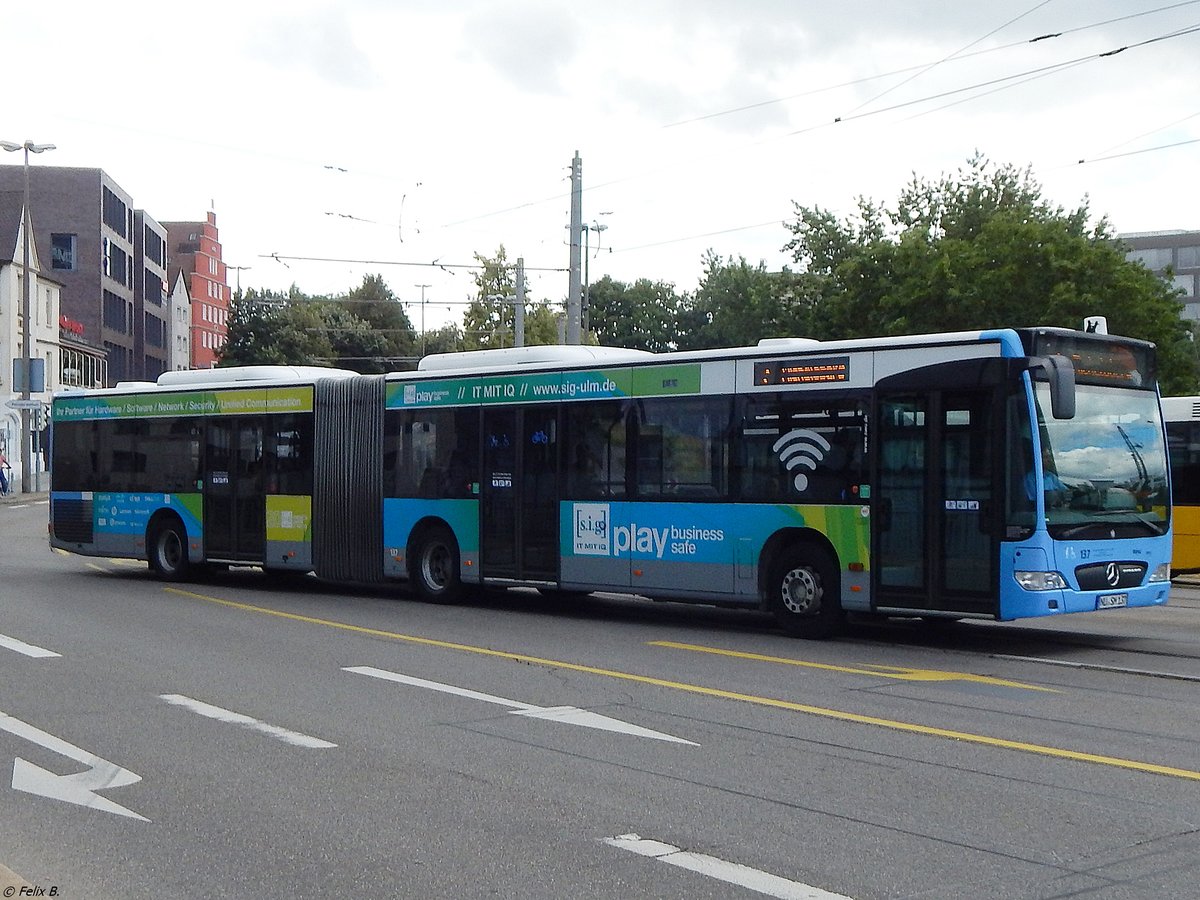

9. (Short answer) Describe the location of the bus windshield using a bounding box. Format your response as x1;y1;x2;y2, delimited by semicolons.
1035;383;1169;538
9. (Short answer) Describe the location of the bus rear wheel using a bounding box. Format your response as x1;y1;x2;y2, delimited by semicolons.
148;518;191;582
769;545;843;639
410;525;464;604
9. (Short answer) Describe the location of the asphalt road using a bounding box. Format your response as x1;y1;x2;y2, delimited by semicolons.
4;497;1200;899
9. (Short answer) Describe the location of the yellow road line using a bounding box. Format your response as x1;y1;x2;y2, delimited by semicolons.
650;641;1056;692
165;586;1200;781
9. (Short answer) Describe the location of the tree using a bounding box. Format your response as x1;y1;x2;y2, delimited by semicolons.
219;288;332;367
461;246;563;349
462;246;519;350
345;274;418;365
783;153;1198;391
587;275;681;352
315;303;393;374
420;323;464;356
524;300;563;346
678;252;819;350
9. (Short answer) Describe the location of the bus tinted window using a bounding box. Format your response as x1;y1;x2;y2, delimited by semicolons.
1168;420;1200;505
269;415;312;495
635;396;731;500
738;397;865;503
564;400;627;499
52;421;99;493
389;408;479;499
142;418;202;493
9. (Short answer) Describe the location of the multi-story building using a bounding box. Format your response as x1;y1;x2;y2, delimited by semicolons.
135;210;170;380
164;211;229;368
0;165;172;385
1122;230;1200;321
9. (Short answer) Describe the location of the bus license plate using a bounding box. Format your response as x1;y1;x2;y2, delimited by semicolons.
1097;593;1128;610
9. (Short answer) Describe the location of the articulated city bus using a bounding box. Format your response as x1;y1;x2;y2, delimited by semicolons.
50;326;1172;638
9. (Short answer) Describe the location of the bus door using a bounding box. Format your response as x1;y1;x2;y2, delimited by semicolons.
480;407;559;582
204;417;266;562
874;378;1002;615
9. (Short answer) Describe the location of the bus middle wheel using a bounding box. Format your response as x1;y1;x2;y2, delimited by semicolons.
410;525;464;604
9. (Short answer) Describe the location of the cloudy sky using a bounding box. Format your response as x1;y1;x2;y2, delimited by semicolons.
7;1;1198;331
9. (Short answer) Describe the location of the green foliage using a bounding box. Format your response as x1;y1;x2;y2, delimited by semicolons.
462;246;519;350
462;246;562;349
345;274;418;365
524;300;563;346
313;302;393;374
420;323;464;356
587;275;681;352
220;279;419;373
219;287;332;367
678;252;820;350
784;153;1198;391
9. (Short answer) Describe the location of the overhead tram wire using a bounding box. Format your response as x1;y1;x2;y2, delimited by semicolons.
662;0;1200;131
846;0;1057;116
49;3;1199;254
257;253;567;274
439;17;1200;241
1074;137;1200;167
434;24;1200;263
807;25;1200;136
1087;111;1200;159
306;5;1200;246
899;56;1096;122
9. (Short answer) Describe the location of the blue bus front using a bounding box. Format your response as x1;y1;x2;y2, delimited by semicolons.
1000;342;1172;619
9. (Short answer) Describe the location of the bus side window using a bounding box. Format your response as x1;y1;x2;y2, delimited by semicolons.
564;400;627;499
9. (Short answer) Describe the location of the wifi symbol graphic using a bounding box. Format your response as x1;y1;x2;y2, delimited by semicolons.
773;429;831;492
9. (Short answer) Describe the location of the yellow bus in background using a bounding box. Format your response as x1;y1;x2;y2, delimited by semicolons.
1163;396;1200;574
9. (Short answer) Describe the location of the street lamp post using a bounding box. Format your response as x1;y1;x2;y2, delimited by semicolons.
1;139;55;494
228;265;251;299
582;219;608;336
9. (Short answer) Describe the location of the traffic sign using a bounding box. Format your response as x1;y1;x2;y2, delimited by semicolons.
5;398;44;410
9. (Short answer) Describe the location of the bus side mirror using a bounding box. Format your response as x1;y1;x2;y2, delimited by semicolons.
1030;355;1076;420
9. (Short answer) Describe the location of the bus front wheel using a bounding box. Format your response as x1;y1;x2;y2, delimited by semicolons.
148;518;191;582
410;525;464;604
769;545;843;639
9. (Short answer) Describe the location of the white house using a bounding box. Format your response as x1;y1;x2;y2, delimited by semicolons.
168;269;192;371
1;191;61;493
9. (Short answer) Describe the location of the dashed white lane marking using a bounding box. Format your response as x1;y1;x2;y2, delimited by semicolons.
159;694;337;748
602;833;856;900
0;633;60;658
345;665;696;744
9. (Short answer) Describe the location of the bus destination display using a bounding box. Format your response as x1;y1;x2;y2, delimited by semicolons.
754;356;850;386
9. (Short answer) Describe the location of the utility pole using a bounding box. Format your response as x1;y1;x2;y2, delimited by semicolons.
515;258;525;348
565;151;583;344
414;283;431;358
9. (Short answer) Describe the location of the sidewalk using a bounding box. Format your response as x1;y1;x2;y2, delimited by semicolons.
0;488;49;503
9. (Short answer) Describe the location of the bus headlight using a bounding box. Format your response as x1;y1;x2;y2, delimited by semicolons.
1149;563;1171;583
1014;571;1068;591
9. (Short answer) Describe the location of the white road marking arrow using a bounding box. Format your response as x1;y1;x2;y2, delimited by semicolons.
0;709;148;821
344;665;696;745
